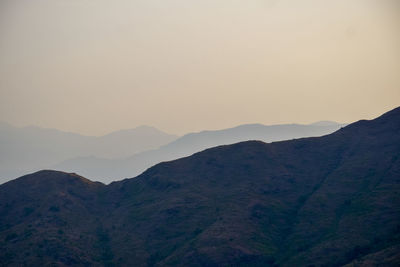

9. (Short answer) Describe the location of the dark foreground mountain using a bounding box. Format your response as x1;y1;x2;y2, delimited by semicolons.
0;108;399;266
54;122;344;183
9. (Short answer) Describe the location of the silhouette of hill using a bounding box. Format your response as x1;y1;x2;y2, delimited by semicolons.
54;122;345;183
0;124;177;183
0;107;399;266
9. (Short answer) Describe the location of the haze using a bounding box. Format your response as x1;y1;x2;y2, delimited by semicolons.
0;0;399;135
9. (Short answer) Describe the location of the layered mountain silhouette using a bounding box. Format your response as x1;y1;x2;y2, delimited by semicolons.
0;124;177;183
54;123;344;183
0;107;399;266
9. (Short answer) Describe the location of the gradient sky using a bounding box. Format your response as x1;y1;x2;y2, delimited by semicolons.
0;0;399;135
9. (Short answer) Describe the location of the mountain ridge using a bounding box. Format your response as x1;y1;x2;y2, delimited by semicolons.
0;107;398;266
0;124;178;183
54;122;346;183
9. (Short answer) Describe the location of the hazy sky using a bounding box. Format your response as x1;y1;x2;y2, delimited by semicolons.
0;0;399;135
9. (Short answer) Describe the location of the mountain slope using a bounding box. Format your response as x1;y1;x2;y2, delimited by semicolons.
55;123;345;183
0;124;177;184
0;107;399;266
105;107;399;266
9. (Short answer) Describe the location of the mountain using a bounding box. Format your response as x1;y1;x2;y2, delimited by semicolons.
310;120;342;126
0;124;178;183
0;107;399;266
54;122;345;183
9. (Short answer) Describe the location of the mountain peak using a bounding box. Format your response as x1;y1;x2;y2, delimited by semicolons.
310;120;341;126
6;170;104;188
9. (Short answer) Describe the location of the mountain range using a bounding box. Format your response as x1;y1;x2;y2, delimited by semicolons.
0;124;177;183
0;107;399;266
53;122;345;183
0;122;344;184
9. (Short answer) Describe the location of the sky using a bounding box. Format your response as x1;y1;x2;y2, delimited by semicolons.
0;0;399;135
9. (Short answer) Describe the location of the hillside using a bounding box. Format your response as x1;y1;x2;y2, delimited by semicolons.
54;122;344;183
0;107;399;266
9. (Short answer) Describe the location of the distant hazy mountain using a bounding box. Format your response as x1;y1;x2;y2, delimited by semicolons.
310;120;342;126
54;122;345;183
0;123;177;183
0;107;398;266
